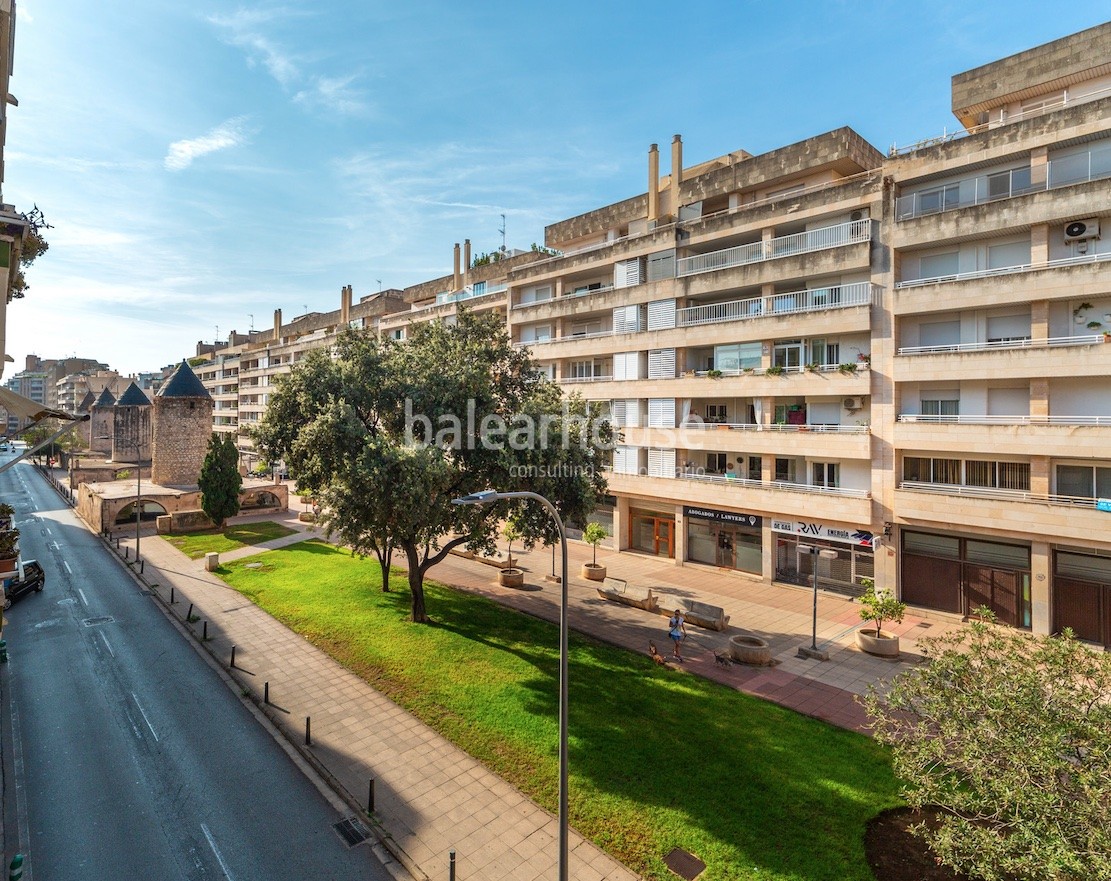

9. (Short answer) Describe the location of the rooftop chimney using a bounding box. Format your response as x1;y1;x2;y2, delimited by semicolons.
463;239;471;285
340;285;352;323
273;309;282;342
671;134;684;189
453;243;461;291
648;143;660;222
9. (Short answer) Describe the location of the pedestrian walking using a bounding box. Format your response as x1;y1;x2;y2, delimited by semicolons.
668;608;687;661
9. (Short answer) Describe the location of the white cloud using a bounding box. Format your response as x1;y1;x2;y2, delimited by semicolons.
207;8;302;86
164;117;250;171
293;74;370;117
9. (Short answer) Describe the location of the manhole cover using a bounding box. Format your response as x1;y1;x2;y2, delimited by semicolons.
664;847;706;880
82;616;115;627
332;817;369;848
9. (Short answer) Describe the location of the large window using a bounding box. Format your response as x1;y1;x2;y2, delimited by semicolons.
919;251;960;279
904;457;1029;490
921;393;960;417
713;342;761;372
1056;464;1111;499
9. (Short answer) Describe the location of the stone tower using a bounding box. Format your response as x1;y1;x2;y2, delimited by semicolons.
112;382;152;464
90;387;116;456
151;360;213;488
76;389;96;450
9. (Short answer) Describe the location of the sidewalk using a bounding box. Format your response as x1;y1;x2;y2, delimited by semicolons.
110;506;956;881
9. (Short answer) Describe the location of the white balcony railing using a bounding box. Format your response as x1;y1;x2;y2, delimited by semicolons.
677;281;876;327
895;250;1111;289
897;334;1107;355
896;414;1111;426
561;374;614;384
676;219;872;278
680;422;868;433
679;472;870;498
898;480;1106;509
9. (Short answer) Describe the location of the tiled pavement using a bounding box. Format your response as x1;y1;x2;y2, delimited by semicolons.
105;504;960;881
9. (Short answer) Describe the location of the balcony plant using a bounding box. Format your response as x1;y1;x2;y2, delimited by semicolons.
580;522;609;581
0;502;12;531
856;578;907;658
706;369;723;379
766;365;786;376
0;527;19;571
1087;321;1103;330
837;362;858;374
806;362;820;373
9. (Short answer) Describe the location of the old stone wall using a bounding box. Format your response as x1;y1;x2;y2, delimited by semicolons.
89;406;114;455
112;406;151;463
151;397;214;487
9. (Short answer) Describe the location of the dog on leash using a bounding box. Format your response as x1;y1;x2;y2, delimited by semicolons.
648;642;669;667
714;651;733;668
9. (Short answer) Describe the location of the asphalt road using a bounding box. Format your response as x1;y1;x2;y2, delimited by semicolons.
0;457;394;881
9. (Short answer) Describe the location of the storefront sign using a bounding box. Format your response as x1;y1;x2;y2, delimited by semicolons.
772;518;874;547
684;506;762;528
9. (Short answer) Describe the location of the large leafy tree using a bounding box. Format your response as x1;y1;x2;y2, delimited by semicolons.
199;433;242;527
255;310;609;622
863;614;1111;881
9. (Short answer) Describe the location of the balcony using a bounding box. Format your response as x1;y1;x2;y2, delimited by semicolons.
897;333;1103;355
894;416;1111;457
677;281;878;327
893;335;1111;382
676;219;872;278
623;424;870;458
895;250;1111;290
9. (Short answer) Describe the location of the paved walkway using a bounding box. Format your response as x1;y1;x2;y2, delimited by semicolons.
100;504;960;881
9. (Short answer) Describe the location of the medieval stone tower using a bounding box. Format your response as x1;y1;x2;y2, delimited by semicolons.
151;360;213;487
112;381;152;464
89;387;116;456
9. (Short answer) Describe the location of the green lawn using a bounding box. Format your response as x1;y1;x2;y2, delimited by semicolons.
163;521;299;559
220;541;901;881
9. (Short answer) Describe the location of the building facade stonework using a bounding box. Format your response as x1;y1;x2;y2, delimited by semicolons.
151;361;214;488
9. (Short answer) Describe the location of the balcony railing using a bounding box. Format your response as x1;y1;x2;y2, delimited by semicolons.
680;421;868;433
679;472;870;498
895;250;1111;289
676;219;871;278
897;414;1111;426
897;334;1106;355
677;281;877;327
899;480;1106;509
561;374;613;384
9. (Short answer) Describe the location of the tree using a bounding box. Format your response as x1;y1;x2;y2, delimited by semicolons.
199;433;242;528
583;522;608;566
856;578;906;636
863;614;1111;881
8;205;52;302
255;310;609;622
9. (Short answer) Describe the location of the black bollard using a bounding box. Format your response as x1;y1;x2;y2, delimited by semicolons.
124;548;129;560
264;681;269;704
139;560;144;574
305;716;311;745
170;586;175;604
230;645;236;668
202;620;208;641
187;603;194;621
368;778;375;813
449;849;456;881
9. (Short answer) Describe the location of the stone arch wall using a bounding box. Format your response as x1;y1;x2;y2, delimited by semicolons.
151;397;214;487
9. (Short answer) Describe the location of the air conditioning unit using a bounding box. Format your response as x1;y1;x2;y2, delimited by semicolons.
843;397;864;411
850;209;867;222
1064;219;1101;243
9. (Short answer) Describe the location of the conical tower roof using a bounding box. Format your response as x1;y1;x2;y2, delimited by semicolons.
94;387;116;407
116;381;151;407
77;390;96;411
156;360;211;399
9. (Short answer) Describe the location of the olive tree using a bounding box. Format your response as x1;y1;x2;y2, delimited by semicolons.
863;613;1111;881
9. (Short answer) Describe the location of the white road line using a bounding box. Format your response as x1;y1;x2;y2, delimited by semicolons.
43;527;52;535
100;632;115;657
201;824;236;880
77;588;88;606
63;561;72;574
8;680;35;881
131;693;159;742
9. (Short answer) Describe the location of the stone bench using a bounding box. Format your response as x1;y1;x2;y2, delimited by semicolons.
657;596;730;631
596;577;660;613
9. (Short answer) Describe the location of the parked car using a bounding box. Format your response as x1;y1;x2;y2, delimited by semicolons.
3;559;45;610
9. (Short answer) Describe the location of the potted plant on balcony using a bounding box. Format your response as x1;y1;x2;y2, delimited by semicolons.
581;522;609;581
706;368;723;379
0;527;19;574
855;578;907;658
766;365;786;376
838;362;859;374
498;519;525;588
0;502;13;532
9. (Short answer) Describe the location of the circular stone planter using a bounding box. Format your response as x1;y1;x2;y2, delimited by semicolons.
729;634;773;666
498;568;525;589
581;563;607;582
856;629;900;658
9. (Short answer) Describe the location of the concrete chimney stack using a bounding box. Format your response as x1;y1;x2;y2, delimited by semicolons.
463;239;472;285
647;143;660;222
453;242;461;291
273;309;282;342
671;134;684;188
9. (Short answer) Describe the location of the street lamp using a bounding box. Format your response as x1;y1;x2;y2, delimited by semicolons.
797;543;838;661
452;489;569;881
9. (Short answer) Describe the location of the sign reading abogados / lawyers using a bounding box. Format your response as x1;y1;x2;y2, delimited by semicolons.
772;519;874;547
683;506;762;528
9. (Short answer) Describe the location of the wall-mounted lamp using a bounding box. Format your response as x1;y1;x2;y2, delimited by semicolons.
882;522;892;538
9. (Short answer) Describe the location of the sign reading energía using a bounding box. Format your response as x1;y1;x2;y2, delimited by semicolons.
772;519;874;547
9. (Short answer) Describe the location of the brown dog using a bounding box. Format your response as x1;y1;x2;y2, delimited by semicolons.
648;642;669;667
714;651;733;668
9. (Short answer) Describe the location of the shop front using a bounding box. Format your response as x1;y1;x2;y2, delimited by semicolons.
684;506;762;574
630;507;676;558
901;530;1031;628
772;518;875;597
1053;549;1111;648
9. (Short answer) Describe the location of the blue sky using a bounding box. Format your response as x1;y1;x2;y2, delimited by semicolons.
5;2;1108;376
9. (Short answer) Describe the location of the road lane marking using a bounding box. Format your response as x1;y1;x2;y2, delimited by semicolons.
100;632;115;657
201;824;236;880
8;681;35;881
77;589;88;606
131;693;159;742
63;561;72;574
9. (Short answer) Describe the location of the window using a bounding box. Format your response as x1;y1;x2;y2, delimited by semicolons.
987;240;1030;270
809;338;839;366
775;458;796;483
569;320;600;337
919;251;960;279
706;452;727;473
915;183;960;215
773;340;803;370
921;397;959;417
570;360;605;379
747;456;762;480
705;404;728;424
713;342;761;372
904;457;1028;490
811;462;839;488
1057;464;1111;499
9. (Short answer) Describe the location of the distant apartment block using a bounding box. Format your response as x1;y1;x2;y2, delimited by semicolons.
188;24;1111;647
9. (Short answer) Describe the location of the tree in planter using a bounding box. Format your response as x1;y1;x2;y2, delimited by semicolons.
502;516;523;568
863;612;1111;881
198;433;242;528
583;522;608;566
857;578;907;636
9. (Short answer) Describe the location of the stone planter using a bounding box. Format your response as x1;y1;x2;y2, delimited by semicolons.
729;634;773;666
581;563;606;581
856;628;900;658
498;568;525;589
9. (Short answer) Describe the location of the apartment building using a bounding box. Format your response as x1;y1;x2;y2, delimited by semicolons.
186;24;1111;646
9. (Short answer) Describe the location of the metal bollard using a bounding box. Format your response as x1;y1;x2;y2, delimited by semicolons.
139;560;144;574
170;586;176;604
264;681;269;704
230;645;236;668
368;778;375;812
449;849;456;881
305;716;311;745
202;620;208;640
9;854;23;881
187;603;194;621
124;548;129;560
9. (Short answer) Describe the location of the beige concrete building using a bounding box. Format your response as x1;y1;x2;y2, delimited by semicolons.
185;25;1111;647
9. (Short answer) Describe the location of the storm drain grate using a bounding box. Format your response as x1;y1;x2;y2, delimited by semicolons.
332;817;370;848
664;847;706;881
82;616;115;627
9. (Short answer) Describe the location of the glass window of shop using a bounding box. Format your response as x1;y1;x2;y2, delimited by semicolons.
774;535;874;597
687;516;761;574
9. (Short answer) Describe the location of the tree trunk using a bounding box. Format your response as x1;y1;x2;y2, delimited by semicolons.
403;543;429;622
376;543;393;592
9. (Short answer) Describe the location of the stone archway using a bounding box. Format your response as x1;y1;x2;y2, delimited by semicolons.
115;499;168;524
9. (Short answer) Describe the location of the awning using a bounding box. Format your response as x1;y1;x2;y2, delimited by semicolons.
0;386;88;476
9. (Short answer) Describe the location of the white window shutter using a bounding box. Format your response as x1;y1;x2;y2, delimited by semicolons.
647;299;676;330
647;448;677;478
648;398;676;428
648;348;676;379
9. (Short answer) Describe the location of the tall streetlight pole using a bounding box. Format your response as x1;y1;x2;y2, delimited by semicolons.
797;543;838;661
453;489;568;881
